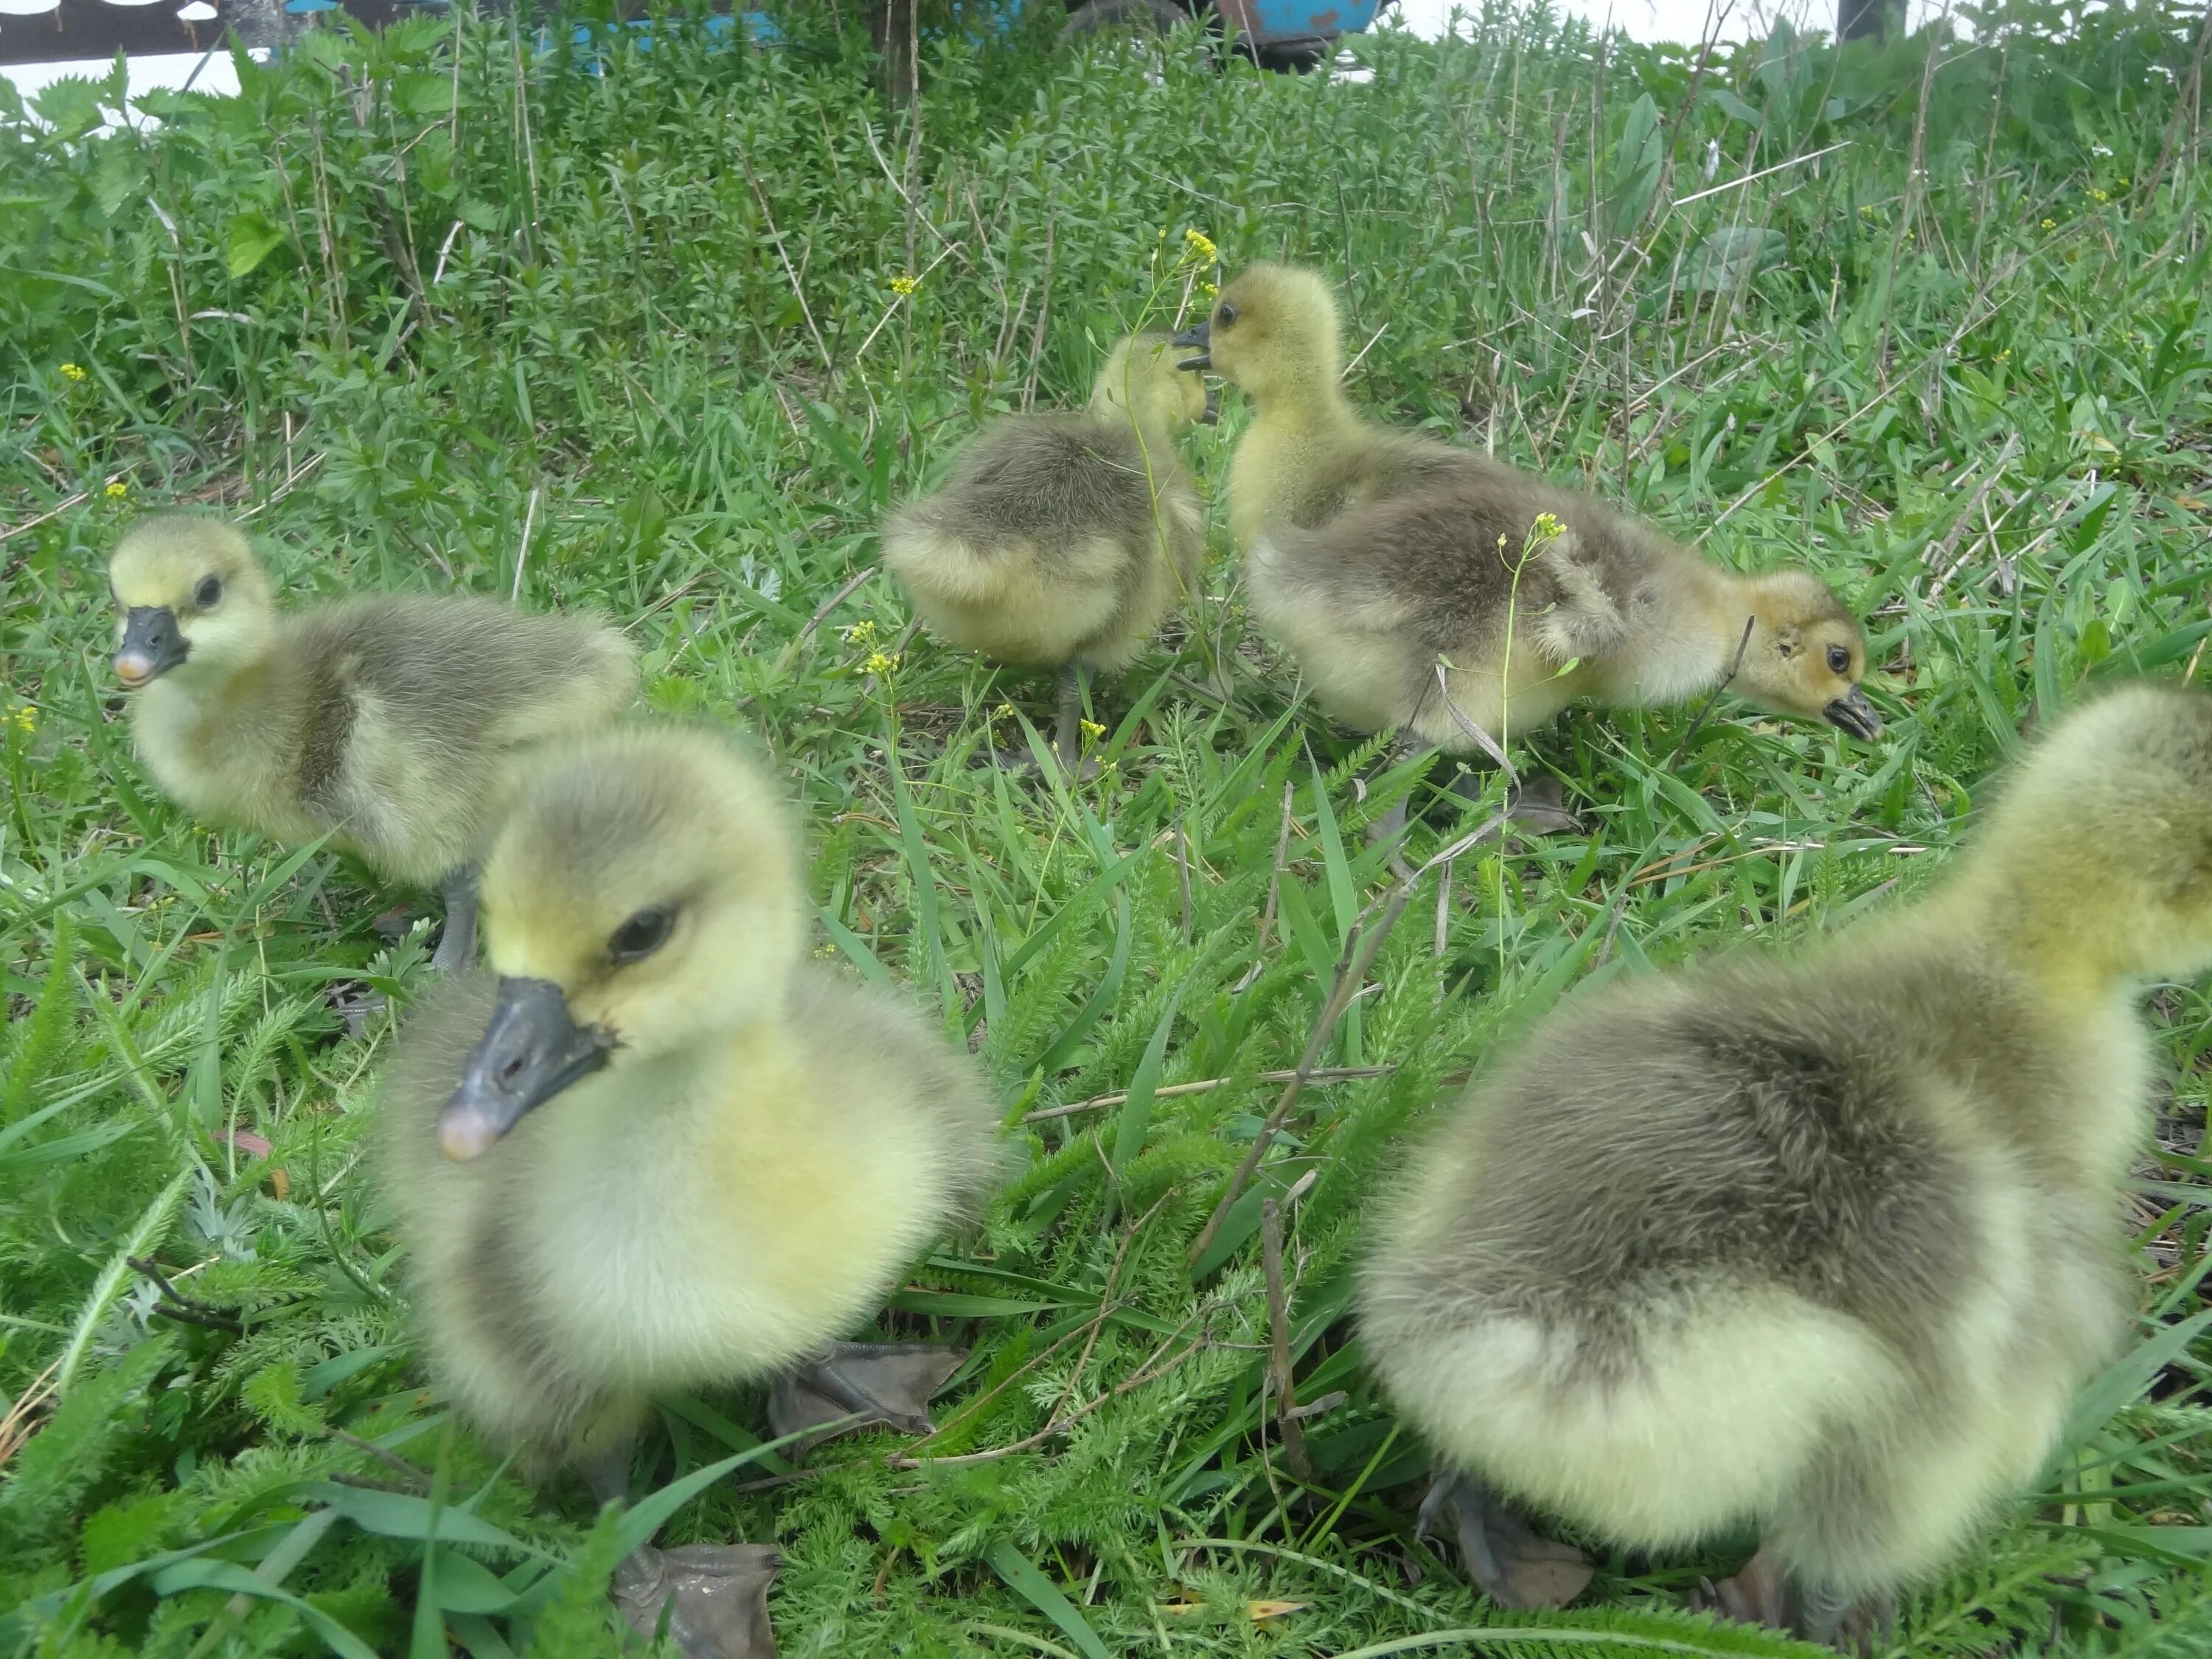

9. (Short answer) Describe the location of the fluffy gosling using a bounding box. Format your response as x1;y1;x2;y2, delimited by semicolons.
881;332;1212;768
1360;683;2211;1649
1248;469;1882;755
106;515;633;970
378;726;1002;1658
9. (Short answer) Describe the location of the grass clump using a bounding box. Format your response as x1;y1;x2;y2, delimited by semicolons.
4;0;2212;1653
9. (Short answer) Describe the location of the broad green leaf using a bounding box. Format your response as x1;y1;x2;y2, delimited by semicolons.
226;212;288;278
984;1540;1112;1659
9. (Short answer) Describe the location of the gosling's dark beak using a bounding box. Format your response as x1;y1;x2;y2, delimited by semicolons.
1823;686;1884;741
1200;385;1220;425
114;606;187;688
1171;319;1210;372
439;975;614;1161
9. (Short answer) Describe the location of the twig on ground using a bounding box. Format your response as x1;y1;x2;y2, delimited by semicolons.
1022;1066;1395;1124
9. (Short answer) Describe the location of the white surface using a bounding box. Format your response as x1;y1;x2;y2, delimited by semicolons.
1391;0;1950;43
2;48;257;125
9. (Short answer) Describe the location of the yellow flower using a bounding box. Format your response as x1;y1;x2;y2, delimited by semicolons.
1857;204;1875;218
59;362;87;382
2088;187;2109;203
990;701;1017;723
864;650;901;676
813;942;838;958
889;274;920;296
1200;279;1219;298
842;619;878;646
10;705;35;734
1079;719;1105;742
1996;349;2012;361
1180;227;1218;265
105;480;128;498
2041;218;2056;231
1531;512;1565;541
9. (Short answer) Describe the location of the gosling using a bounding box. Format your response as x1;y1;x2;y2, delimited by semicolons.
106;515;633;970
1248;471;1882;756
1169;262;1470;549
880;332;1212;770
1360;682;2209;1648
378;726;1002;1657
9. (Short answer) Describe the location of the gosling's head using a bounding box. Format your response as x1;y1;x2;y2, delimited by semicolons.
1088;332;1215;435
1169;263;1342;406
106;515;277;690
438;727;806;1161
1728;568;1882;740
1967;682;2212;981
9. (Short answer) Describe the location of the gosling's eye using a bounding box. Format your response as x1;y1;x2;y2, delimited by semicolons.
1215;301;1239;327
1826;645;1851;675
194;575;222;608
608;906;674;964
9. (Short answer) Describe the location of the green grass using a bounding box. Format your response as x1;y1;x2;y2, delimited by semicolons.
5;0;2212;1652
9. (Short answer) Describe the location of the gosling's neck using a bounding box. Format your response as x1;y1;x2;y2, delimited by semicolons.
1243;369;1360;441
546;1011;804;1152
1926;869;2152;1014
1601;552;1745;705
1091;399;1183;474
135;647;293;754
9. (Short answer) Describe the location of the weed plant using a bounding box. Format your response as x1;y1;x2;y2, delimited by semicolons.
3;0;2212;1652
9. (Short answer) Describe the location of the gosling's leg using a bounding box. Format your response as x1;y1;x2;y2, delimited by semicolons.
429;865;480;973
1416;1468;1594;1610
1446;768;1581;836
767;1340;965;1446
1363;740;1422;849
1053;663;1089;777
585;1437;782;1659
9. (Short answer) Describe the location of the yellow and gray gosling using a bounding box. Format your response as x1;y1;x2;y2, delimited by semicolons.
105;515;633;970
880;332;1212;769
1248;469;1881;759
377;726;1003;1658
1359;683;2211;1649
1169;262;1470;550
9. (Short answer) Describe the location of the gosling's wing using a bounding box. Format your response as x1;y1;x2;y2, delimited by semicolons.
894;417;1161;559
1385;956;1983;1341
1257;478;1542;650
291;596;634;752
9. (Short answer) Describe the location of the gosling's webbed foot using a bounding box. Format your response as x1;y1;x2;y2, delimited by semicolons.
1697;1546;1891;1655
613;1543;780;1659
1416;1469;1594;1610
430;866;481;974
767;1340;964;1449
1700;1543;1792;1630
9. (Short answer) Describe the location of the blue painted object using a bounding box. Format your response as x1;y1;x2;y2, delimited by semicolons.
1219;0;1385;55
526;0;1381;72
